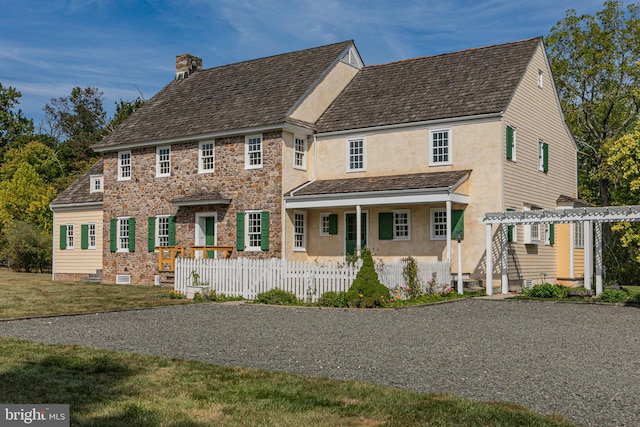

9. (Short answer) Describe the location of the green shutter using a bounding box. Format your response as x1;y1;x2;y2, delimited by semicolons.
168;216;177;246
205;217;215;258
451;210;464;240
261;211;270;251
328;214;338;235
128;217;136;252
81;224;89;249
549;224;555;245
542;142;549;173
148;217;156;252
378;212;394;240
60;225;67;250
110;219;117;252
506;126;514;160
236;212;245;251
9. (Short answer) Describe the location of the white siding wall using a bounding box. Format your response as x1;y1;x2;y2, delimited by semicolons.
53;208;103;275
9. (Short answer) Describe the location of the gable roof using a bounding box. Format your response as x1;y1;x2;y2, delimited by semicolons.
315;37;541;133
93;41;355;151
50;159;103;209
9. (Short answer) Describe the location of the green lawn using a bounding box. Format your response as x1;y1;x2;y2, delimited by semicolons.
0;272;577;426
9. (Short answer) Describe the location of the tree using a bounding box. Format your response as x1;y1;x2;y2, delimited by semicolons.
0;221;51;272
0;83;34;150
0;141;64;186
0;163;57;233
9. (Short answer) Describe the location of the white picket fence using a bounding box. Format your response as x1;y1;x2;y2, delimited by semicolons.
174;257;451;301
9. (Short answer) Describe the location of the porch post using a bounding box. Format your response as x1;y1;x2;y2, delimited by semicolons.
595;221;603;296
584;220;592;291
486;224;493;296
501;223;508;294
569;221;575;278
457;239;463;295
446;200;452;262
356;204;362;257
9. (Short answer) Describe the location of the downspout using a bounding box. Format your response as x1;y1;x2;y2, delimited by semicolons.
50;206;56;280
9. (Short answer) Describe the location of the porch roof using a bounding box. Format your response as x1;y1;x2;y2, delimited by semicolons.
285;170;470;209
170;192;231;207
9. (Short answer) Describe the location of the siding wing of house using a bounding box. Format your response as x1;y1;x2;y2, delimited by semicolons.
315;37;541;133
92;40;356;150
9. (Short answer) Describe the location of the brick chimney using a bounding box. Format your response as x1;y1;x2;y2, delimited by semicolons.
175;53;202;80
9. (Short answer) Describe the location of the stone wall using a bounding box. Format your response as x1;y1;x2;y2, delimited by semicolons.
102;132;284;285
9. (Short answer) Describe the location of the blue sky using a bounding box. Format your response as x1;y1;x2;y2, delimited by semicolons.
0;0;610;126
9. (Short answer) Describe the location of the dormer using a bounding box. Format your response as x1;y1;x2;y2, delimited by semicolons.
90;174;104;193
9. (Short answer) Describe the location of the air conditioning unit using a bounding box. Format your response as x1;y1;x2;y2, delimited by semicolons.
116;275;131;285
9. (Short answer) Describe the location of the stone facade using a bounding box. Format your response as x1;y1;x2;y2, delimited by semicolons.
102;131;284;285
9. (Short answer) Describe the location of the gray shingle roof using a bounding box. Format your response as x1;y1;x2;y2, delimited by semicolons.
316;37;541;133
287;170;471;197
93;41;354;150
50;159;103;208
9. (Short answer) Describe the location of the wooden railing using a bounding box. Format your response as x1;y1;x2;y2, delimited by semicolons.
157;245;233;272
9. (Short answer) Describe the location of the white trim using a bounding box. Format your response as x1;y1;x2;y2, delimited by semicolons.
392;209;411;241
65;223;75;250
293;210;307;251
538;69;544;88
319;212;331;236
118;151;131;181
117;216;131;253
155;215;170;247
194;212;218;258
245;134;263;170
346;137;366;172
429;129;451;166
155;146;171;177
506;125;517;162
90;175;103;193
50;202;103;211
88;222;97;250
293;135;307;170
430;208;447;240
245;210;263;252
198;140;216;174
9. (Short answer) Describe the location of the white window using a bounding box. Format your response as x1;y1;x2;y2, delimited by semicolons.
66;224;74;249
156;216;170;247
156;146;171;177
574;223;584;248
320;213;331;236
524;223;541;244
394;210;410;240
538;69;544;88
117;217;130;252
246;211;262;250
430;208;447;240
118;151;131;181
545;224;552;245
199;141;215;173
430;129;451;165
90;175;103;193
88;223;96;249
347;138;365;171
294;211;306;250
245;134;263;169
294;136;307;170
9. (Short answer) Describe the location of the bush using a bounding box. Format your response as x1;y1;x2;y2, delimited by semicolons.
630;293;640;304
598;289;628;303
1;221;51;272
254;288;299;305
317;291;348;307
345;248;390;308
401;256;424;299
522;283;568;299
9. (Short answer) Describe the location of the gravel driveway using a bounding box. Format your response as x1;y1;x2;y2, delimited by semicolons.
1;298;638;426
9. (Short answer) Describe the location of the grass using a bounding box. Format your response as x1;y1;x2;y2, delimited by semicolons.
0;337;577;427
0;270;193;319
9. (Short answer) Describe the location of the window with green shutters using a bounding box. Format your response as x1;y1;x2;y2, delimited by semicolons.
320;213;338;236
112;217;135;252
378;212;394;240
236;211;269;251
149;216;176;251
539;140;549;173
506;125;516;161
60;225;67;250
545;224;555;245
378;211;410;241
81;224;89;249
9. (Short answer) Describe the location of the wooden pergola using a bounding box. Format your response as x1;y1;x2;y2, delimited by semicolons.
482;205;640;296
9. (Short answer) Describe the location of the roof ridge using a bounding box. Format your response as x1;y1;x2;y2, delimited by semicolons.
363;36;542;69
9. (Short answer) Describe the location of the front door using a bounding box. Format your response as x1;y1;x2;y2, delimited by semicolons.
345;212;367;256
196;214;216;258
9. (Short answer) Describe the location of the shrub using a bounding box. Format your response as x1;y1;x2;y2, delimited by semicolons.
402;256;424;299
523;283;568;299
630;292;640;304
598;289;628;303
254;288;299;305
0;221;51;272
317;291;348;308
345;248;390;308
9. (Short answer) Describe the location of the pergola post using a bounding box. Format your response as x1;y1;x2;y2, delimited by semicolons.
485;224;493;296
446;200;452;262
584;220;592;291
356;204;362;257
595;221;603;296
501;223;508;294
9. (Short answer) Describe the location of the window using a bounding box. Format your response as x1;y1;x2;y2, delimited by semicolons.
81;223;96;250
574;223;584;248
294;136;306;170
393;210;410;240
545;224;554;245
88;223;96;249
156;216;170;247
538;69;544;88
538;140;548;172
236;211;269;251
430;129;451;165
506;125;516;161
90;175;103;193
118;151;131;181
347;138;365;171
247;211;262;250
294;211;306;250
245;134;263;169
320;213;338;236
118;218;130;251
156;146;171;177
199;141;215;173
525;223;541;244
66;224;74;249
430;208;447;240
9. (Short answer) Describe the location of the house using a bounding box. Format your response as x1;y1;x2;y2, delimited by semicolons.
51;37;583;290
